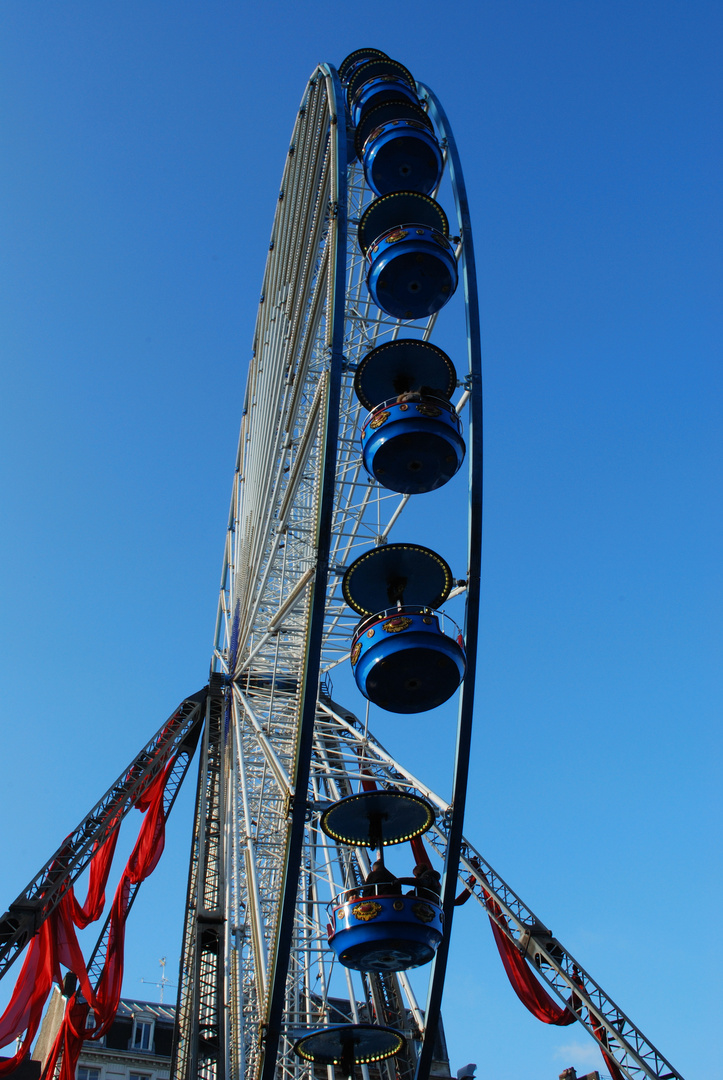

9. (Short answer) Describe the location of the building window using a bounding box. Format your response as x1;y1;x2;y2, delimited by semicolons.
129;1074;151;1080
77;1068;100;1080
131;1018;154;1051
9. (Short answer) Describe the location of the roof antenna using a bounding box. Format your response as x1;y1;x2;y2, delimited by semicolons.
139;956;176;1003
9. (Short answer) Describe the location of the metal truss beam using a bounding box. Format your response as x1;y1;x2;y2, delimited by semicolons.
0;690;207;983
40;706;205;1080
448;839;682;1080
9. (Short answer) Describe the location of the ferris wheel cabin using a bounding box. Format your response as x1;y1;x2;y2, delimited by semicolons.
354;339;466;494
343;544;466;713
355;100;443;197
358;191;458;320
320;791;444;973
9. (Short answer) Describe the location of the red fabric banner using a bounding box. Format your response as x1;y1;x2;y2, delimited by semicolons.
356;753;377;794
0;919;60;1076
54;896;97;1009
0;758;174;1077
483;887;625;1075
410;835;432;868
89;877;132;1040
128;763;170;882
483;890;577;1026
40;999;89;1080
79;759;174;1042
41;760;174;1079
453;873;476;906
0;819;122;1071
488;915;577;1025
411;831;478;905
66;825;120;930
403;824;620;1076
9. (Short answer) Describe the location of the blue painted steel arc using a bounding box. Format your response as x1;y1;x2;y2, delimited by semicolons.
351;77;419;126
362;120;443;196
410;83;484;1080
351;609;466;713
329;894;443;972
366;224;458;320
361;398;465;494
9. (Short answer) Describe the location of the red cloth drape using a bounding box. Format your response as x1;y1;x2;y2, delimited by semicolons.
127;763;170;881
0;759;173;1077
44;760;174;1080
89;877;132;1042
354;748;377;793
483;890;577;1026
40;999;89;1080
410;835;432;868
0;919;60;1076
484;886;630;1077
488;916;577;1025
54;896;97;1009
406;815;625;1074
65;825;120;930
0;818;121;1070
410;833;621;1072
453;872;476;906
410;836;478;905
483;888;625;1074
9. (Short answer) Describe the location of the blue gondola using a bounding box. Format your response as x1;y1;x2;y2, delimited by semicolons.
354;99;435;159
365;225;457;320
343;544;466;713
358;192;458;320
354;339;465;494
352;77;419;126
319;790;442;972
361;398;464;494
338;48;389;83
350;605;465;713
347;58;418;126
328;886;443;972
348;56;442;195
361;118;443;196
319;790;435;848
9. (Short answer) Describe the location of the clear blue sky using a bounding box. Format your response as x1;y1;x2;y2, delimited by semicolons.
0;3;720;1078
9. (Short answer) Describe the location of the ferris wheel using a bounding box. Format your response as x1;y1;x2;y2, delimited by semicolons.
0;50;684;1080
175;49;483;1080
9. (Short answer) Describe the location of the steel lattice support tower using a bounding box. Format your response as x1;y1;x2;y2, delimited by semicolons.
174;677;228;1080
